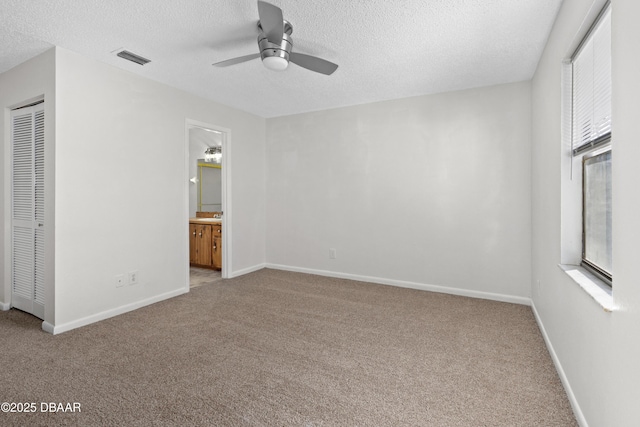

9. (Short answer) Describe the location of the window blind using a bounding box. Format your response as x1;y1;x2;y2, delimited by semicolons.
572;4;611;155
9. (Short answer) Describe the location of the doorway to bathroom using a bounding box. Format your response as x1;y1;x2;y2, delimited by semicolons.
186;120;231;287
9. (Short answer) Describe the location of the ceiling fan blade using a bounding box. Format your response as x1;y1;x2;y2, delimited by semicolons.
289;52;338;75
257;1;284;44
212;53;260;67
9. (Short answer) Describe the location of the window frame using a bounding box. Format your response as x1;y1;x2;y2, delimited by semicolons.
570;1;612;286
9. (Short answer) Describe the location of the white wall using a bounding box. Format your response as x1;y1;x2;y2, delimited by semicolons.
52;47;265;330
0;49;56;325
531;0;640;425
266;82;532;302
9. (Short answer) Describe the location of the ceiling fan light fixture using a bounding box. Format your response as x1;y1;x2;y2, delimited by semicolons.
262;56;289;71
212;2;338;76
258;30;292;72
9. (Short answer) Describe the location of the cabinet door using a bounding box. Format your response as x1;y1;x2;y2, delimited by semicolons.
196;224;212;266
212;235;222;270
189;224;198;263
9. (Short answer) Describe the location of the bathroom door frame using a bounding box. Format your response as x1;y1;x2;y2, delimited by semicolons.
185;119;231;282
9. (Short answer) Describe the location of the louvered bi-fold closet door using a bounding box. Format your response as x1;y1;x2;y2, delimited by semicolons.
11;103;45;320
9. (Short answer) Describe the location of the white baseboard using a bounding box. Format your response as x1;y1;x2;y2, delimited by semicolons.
41;321;54;334
44;288;189;335
531;301;587;427
228;263;266;278
265;263;531;306
0;301;10;311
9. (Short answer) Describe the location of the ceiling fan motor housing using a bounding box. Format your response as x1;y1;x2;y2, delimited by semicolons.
258;20;293;70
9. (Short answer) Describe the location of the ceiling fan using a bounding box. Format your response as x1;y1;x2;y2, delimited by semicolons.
212;1;339;75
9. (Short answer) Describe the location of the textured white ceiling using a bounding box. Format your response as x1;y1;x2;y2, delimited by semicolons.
0;0;562;118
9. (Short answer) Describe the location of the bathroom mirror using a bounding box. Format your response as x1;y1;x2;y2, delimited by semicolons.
197;160;222;213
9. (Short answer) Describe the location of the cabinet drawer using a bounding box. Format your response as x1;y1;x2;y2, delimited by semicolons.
212;224;222;235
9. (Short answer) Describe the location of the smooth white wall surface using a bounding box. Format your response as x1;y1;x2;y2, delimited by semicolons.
266;82;532;300
0;49;56;324
531;0;640;425
53;48;265;329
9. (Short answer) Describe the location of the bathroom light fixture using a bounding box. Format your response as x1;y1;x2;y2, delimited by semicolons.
204;146;222;163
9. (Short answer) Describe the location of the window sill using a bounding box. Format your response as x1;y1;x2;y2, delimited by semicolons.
558;264;617;312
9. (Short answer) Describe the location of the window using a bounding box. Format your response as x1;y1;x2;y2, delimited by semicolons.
571;2;612;284
582;149;612;281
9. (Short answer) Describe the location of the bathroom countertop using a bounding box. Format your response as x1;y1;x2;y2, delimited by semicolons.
189;217;222;224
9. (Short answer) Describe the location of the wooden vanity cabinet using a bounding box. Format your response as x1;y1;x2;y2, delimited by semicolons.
189;220;222;270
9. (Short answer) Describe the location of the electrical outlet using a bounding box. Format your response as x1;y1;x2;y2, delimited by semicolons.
115;274;125;288
329;248;337;259
128;270;139;286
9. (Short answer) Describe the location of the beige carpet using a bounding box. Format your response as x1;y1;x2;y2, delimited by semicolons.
0;269;576;426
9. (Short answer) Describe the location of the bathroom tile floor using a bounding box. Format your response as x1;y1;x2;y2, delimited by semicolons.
190;267;223;288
